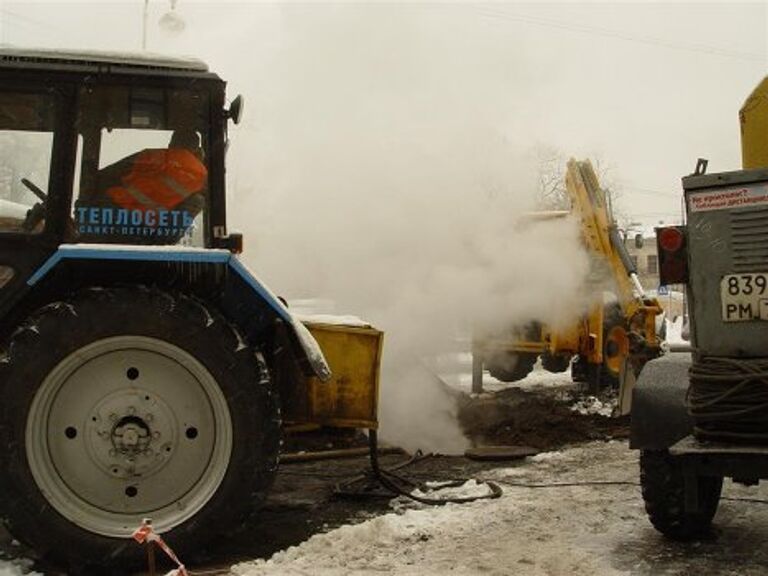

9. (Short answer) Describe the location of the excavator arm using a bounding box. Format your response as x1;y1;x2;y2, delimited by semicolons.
565;159;662;405
472;159;662;405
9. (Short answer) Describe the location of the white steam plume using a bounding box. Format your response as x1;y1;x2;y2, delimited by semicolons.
209;5;594;453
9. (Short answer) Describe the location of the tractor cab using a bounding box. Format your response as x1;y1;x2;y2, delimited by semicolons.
0;47;241;322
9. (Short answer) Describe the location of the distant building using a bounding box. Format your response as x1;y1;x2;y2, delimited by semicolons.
625;233;660;291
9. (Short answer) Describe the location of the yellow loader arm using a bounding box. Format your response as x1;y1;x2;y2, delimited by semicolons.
566;160;662;411
472;159;662;409
565;159;662;355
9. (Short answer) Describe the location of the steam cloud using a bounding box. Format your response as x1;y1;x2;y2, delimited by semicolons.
171;4;594;453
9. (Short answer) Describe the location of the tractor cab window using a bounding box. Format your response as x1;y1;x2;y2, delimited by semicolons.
72;85;209;246
0;92;55;235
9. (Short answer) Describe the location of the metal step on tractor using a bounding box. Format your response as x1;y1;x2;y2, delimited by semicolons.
0;48;382;573
631;76;768;539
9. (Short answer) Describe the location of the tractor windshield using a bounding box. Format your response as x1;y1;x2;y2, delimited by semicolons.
72;84;210;246
0;91;56;234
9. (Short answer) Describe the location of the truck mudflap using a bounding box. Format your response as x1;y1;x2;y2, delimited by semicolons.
26;244;331;381
630;352;693;450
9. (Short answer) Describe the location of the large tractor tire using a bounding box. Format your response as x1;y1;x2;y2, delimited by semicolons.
485;352;537;382
639;450;722;540
0;287;280;573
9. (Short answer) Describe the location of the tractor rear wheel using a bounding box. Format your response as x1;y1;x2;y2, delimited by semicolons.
0;287;280;573
640;449;722;540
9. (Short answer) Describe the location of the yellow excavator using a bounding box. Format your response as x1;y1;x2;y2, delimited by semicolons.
472;159;662;412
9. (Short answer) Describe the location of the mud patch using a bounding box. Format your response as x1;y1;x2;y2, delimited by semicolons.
457;387;629;451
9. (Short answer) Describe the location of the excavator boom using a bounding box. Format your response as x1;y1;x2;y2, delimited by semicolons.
473;159;662;410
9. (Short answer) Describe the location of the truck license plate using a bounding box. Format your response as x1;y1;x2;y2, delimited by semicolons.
721;273;768;321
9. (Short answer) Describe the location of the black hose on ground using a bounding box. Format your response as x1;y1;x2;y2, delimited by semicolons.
335;429;502;505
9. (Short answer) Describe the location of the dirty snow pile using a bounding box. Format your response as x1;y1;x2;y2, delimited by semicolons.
570;394;617;417
0;557;40;576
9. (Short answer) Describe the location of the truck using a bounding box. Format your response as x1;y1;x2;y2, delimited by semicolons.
472;159;662;406
631;76;768;538
0;48;381;572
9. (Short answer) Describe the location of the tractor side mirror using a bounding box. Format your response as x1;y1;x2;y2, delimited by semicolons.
634;233;644;249
223;232;243;254
226;95;244;125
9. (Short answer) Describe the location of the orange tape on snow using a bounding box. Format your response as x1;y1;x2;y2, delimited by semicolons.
132;519;189;576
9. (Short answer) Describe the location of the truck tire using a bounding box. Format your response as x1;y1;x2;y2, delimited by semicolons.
0;287;280;573
639;449;722;540
486;352;537;382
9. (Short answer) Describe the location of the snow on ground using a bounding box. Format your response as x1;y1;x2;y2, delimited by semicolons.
231;440;768;576
569;394;616;417
434;352;575;395
663;315;688;350
231;441;637;576
0;557;40;576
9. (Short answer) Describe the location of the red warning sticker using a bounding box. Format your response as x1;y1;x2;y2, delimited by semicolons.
689;183;768;212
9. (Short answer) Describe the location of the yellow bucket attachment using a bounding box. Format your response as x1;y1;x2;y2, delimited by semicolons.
288;322;383;430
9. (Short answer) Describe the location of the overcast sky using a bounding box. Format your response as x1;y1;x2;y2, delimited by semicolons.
1;1;766;228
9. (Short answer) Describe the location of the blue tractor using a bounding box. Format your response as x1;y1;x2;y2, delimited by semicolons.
0;48;331;572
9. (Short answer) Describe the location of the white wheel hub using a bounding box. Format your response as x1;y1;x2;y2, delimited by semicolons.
26;336;233;537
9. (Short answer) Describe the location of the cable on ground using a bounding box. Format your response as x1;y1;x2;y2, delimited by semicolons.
335;429;502;505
